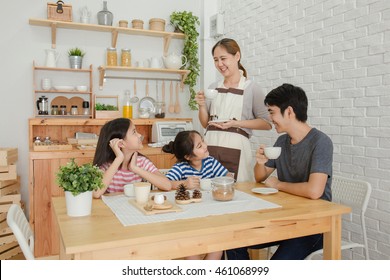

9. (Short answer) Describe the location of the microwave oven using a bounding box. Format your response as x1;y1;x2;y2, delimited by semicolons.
151;121;193;143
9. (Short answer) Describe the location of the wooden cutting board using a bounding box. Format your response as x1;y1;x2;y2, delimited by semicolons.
129;198;182;216
51;96;71;113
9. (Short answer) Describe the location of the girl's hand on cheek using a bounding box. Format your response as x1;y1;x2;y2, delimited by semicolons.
109;138;124;160
129;151;139;172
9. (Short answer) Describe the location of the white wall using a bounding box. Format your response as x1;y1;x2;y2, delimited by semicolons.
219;0;390;259
0;0;202;217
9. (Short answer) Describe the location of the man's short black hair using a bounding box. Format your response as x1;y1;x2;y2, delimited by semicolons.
264;83;308;122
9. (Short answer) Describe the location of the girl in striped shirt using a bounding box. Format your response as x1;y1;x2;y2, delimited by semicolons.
163;130;228;190
163;130;227;260
93;118;171;198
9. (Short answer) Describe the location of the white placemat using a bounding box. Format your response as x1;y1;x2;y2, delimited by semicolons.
102;190;281;227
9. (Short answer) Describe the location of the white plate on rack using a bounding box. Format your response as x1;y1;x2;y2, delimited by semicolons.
251;187;278;195
208;119;230;123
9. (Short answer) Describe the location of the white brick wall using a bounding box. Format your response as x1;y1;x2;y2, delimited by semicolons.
219;0;390;259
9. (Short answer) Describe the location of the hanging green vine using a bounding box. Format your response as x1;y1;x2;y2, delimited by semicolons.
170;11;200;110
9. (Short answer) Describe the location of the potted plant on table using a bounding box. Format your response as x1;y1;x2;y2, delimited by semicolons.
68;47;86;69
56;159;104;217
170;11;200;110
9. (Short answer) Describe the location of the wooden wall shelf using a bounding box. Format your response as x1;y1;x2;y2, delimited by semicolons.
29;18;185;52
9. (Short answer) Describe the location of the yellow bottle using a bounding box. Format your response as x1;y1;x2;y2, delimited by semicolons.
123;90;133;118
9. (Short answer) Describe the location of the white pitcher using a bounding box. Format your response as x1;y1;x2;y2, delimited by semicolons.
45;49;60;67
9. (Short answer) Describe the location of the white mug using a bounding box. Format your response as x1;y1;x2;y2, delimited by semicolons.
200;178;212;191
124;183;134;196
134;182;151;204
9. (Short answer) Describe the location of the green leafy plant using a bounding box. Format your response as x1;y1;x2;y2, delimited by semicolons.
68;47;86;57
170;11;200;110
95;103;118;111
56;159;104;196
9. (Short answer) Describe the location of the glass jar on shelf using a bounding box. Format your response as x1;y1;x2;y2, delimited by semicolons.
121;48;131;67
106;47;117;66
155;101;165;118
51;105;59;115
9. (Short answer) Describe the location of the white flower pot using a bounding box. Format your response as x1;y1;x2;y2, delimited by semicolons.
65;191;93;217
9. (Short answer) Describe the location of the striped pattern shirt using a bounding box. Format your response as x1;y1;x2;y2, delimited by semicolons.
166;156;228;181
101;156;158;193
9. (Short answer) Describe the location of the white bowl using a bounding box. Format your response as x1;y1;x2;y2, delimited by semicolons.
54;85;75;91
264;147;281;159
76;85;88;92
205;89;218;99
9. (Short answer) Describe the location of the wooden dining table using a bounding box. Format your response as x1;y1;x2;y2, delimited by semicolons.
52;182;350;260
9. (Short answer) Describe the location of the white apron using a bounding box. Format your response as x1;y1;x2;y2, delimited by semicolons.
205;77;254;182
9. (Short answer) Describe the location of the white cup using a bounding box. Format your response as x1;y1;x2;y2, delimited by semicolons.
124;183;134;196
134;182;151;204
205;89;218;99
200;178;212;191
264;147;282;159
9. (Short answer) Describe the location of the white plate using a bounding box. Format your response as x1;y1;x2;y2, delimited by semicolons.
251;187;278;195
54;85;75;91
208;119;230;123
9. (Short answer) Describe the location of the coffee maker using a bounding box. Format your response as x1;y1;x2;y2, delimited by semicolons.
36;96;49;115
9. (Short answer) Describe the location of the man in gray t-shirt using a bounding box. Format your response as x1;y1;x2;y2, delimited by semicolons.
227;83;333;260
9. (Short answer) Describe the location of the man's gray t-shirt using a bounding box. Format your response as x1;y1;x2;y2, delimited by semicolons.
265;128;333;201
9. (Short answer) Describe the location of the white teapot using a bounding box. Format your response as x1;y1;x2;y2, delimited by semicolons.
162;52;187;69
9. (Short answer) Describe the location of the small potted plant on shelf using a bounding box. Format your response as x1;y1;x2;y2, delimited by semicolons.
68;47;86;69
56;158;104;217
170;11;200;110
95;102;121;119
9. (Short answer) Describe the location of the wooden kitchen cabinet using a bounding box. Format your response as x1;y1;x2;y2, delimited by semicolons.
29;118;190;257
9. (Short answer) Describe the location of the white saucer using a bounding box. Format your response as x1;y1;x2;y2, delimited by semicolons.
251;187;278;195
208;119;230;123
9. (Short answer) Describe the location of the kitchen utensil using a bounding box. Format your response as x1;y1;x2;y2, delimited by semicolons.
251;187;278;195
162;52;187;69
76;85;88;91
149;57;163;68
264;147;282;159
41;78;52;90
162;81;165;103
54;85;75;91
138;80;156;118
45;49;60;67
130;80;139;103
129;199;181;215
36;96;49;115
168;81;174;113
174;82;181;114
155;80;159;101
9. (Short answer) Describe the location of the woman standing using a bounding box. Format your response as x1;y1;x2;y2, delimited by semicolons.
196;38;271;182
